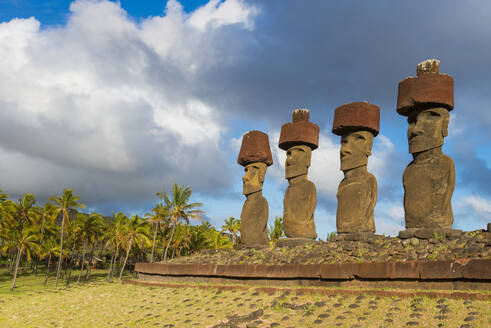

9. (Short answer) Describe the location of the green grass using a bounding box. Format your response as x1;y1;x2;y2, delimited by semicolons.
0;267;490;327
0;266;112;295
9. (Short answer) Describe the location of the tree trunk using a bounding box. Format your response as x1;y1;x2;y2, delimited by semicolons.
99;240;105;263
55;213;66;287
163;224;176;262
33;256;39;276
66;252;76;286
77;244;86;283
106;247;115;281
8;249;15;273
44;253;52;286
111;245;119;279
0;238;3;267
85;243;95;281
119;239;132;279
171;246;176;259
150;223;158;263
10;246;22;292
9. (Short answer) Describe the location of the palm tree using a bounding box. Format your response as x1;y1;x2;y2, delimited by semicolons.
146;202;169;263
119;214;150;279
49;189;85;287
83;213;104;281
157;183;204;261
222;217;241;247
268;216;286;243
188;222;211;253
106;212;127;281
6;227;40;291
206;229;232;249
170;223;191;258
32;203;57;275
3;194;37;274
41;237;60;286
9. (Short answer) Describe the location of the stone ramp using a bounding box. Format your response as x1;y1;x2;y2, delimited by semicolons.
122;279;491;300
134;258;491;291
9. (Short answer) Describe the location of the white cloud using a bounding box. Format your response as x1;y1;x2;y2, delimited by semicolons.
454;195;491;226
374;202;405;236
0;0;259;206
188;0;259;31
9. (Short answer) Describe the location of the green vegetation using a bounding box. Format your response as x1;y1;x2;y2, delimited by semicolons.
0;184;233;292
222;216;241;247
268;216;285;243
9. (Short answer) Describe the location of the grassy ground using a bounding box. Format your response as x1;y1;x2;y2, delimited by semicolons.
0;269;489;327
0;265;113;295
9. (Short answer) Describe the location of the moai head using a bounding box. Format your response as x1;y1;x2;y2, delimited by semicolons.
285;145;312;179
332;102;380;171
238;130;273;195
279;109;319;179
242;162;267;195
397;59;454;153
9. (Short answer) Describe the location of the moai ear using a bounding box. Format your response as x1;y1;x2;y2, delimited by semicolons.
258;163;267;184
305;146;312;168
364;132;374;157
442;117;449;137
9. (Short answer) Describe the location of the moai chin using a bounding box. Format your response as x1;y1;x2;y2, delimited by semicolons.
397;59;455;229
279;109;319;239
237;130;273;246
332;102;380;234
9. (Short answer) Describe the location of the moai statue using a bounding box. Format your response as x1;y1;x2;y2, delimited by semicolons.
279;109;319;239
238;130;273;247
332;102;380;235
397;59;455;231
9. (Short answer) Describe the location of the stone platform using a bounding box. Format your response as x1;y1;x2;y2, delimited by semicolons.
135;258;491;291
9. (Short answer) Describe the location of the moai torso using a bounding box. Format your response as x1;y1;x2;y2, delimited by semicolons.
403;151;455;228
337;171;377;233
283;177;317;239
240;192;269;246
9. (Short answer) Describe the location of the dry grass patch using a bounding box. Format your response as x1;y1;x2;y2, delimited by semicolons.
0;281;489;327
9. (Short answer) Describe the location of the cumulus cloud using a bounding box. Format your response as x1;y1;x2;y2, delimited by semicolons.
0;0;259;209
454;195;491;230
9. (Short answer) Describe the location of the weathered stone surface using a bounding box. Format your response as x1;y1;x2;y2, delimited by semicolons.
335;232;376;241
280;109;318;239
397;59;454;116
419;260;462;279
238;131;272;247
333;102;379;234
238;130;273;167
276;238;317;248
398;60;455;230
398;228;462;239
239;161;269;247
461;259;491;280
332;101;380;136
279;109;319;151
403;150;455;228
283;175;317;239
336;168;377;233
227;309;263;324
240;192;269;246
168;230;490;266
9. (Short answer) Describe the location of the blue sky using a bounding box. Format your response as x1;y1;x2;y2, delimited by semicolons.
0;0;489;238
